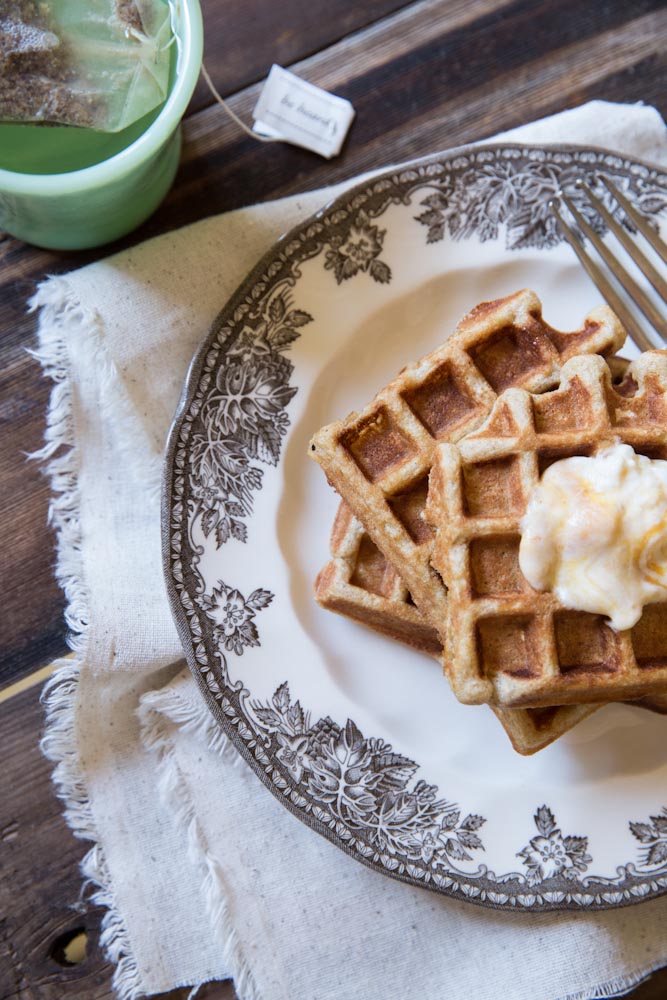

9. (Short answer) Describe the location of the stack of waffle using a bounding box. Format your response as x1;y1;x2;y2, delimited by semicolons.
309;290;667;754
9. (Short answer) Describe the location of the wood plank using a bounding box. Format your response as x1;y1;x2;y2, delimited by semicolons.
0;234;77;689
168;2;667;225
189;0;417;114
0;343;68;690
0;683;117;998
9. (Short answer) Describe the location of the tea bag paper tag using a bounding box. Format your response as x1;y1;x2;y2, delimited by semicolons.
253;65;355;159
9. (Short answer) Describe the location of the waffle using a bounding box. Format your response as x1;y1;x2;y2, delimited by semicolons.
316;500;667;751
315;500;598;753
309;290;625;637
426;350;667;708
314;502;442;655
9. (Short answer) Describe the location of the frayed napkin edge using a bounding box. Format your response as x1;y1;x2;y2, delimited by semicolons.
31;276;148;1000
559;962;667;1000
138;679;260;1000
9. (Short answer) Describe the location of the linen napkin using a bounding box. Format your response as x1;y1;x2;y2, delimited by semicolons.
37;101;667;1000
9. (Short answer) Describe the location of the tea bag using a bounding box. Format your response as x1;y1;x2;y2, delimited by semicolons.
0;0;173;132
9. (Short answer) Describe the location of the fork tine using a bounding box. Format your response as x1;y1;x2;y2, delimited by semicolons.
600;175;667;267
550;199;658;352
559;191;667;346
577;180;667;301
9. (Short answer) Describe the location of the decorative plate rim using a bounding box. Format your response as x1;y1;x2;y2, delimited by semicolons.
162;141;667;912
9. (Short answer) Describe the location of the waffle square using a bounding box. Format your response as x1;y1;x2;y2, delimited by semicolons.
316;501;667;752
315;501;442;655
427;351;667;708
309;290;625;635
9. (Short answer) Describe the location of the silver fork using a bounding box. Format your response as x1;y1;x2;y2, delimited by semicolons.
550;177;667;351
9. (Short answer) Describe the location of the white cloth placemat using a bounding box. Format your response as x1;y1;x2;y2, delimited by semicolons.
36;101;667;999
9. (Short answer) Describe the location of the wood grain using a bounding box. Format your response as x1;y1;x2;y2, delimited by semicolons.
1;683;119;999
188;0;417;113
169;1;667;226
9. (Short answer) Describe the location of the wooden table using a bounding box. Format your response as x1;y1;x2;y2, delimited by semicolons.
2;1;667;996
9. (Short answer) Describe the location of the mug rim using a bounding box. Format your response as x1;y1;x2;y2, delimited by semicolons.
0;0;204;195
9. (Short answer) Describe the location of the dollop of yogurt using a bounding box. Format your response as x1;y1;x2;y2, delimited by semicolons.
519;443;667;630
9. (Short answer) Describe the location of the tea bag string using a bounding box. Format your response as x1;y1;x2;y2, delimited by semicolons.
200;63;281;145
154;30;177;64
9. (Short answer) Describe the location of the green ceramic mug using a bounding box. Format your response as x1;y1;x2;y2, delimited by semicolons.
0;0;203;250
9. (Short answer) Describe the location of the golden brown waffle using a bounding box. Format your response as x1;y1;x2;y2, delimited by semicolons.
309;290;626;637
317;500;667;751
427;350;667;708
316;500;598;753
314;502;441;655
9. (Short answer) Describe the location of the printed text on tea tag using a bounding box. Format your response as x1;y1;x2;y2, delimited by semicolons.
253;65;355;159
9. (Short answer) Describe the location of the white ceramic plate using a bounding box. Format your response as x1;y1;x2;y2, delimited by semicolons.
164;144;667;911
